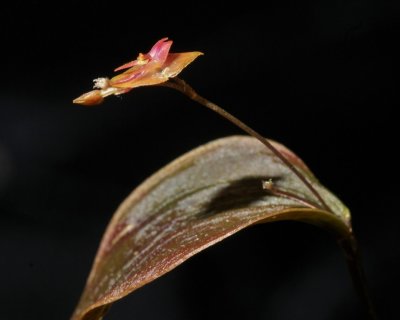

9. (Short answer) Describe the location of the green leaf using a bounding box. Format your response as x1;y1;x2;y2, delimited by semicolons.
71;136;351;320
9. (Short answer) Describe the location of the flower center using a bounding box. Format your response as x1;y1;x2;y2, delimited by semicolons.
136;53;149;65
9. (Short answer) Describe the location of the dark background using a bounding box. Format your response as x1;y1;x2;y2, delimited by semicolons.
1;1;399;319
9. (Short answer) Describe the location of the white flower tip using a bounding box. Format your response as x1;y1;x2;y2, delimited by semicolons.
93;77;110;89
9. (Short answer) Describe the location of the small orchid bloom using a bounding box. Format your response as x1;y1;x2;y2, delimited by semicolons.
73;38;203;106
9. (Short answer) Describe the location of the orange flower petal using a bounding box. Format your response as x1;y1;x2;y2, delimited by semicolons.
162;52;203;78
110;52;203;89
110;69;168;89
73;90;104;106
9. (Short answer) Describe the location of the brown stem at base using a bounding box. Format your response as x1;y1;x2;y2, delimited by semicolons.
162;77;331;212
338;234;378;320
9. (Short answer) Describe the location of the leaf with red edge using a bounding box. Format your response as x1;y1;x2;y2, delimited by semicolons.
71;136;351;320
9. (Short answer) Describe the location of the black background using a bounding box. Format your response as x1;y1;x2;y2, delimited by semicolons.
1;1;399;319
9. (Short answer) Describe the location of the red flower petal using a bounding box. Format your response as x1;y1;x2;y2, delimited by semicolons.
114;61;140;72
111;69;146;85
114;54;149;72
147;37;172;63
114;38;172;72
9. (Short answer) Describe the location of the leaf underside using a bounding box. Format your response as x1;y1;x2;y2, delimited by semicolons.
71;135;351;320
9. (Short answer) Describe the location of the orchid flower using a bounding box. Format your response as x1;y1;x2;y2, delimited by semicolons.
73;38;203;106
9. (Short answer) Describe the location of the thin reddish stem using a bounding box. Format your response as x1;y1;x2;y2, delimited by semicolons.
162;78;331;212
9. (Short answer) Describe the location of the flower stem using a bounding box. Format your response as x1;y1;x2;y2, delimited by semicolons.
162;77;331;212
161;77;377;319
